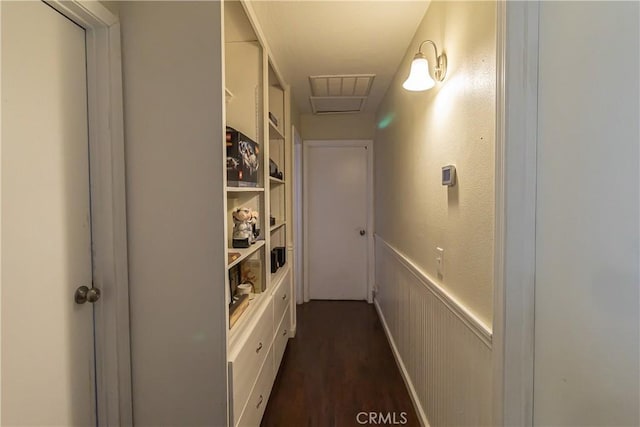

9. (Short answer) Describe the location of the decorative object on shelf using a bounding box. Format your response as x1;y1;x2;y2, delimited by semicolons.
402;40;447;91
251;210;260;240
241;258;263;293
232;207;258;248
268;112;279;127
269;159;278;177
236;283;252;296
228;252;241;265
274;246;286;268
229;264;241;296
269;158;283;180
226;126;260;187
229;293;249;329
270;249;279;274
270;215;276;227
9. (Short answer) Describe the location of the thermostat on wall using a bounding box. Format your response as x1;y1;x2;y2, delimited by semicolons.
442;165;456;186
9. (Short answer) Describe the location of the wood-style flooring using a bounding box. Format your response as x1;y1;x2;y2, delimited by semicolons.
261;300;419;427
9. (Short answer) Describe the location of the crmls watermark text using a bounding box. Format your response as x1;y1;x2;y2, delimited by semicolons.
356;412;408;425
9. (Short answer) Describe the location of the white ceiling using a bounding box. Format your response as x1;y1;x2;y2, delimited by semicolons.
250;1;431;114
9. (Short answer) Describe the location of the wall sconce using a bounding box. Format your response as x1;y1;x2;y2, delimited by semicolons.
402;40;447;91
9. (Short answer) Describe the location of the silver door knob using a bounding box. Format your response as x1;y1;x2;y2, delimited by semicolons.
75;286;101;304
359;229;366;236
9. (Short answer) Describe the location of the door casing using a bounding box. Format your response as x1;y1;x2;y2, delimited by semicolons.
492;2;539;426
302;139;374;303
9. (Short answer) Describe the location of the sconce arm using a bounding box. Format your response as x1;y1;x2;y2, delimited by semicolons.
415;39;447;82
418;40;440;59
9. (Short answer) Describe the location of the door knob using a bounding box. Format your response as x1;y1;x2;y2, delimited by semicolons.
75;286;101;304
359;229;366;236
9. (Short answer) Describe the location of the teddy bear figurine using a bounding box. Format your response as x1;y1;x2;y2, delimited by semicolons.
232;207;259;248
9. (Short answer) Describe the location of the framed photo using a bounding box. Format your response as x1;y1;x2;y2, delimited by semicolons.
241;258;263;293
228;264;241;296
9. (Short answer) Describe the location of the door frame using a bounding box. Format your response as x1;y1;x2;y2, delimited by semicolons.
492;1;539;426
42;2;133;425
302;139;374;303
293;125;304;306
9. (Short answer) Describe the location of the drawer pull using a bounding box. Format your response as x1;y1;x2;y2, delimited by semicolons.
256;342;263;353
256;394;264;408
282;293;287;300
282;329;287;336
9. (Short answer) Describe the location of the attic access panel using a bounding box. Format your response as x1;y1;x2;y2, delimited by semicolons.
309;74;375;114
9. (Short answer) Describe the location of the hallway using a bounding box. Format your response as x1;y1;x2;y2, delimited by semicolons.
261;301;419;427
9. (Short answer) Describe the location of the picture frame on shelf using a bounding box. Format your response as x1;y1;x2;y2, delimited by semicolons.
229;264;241;296
241;258;263;293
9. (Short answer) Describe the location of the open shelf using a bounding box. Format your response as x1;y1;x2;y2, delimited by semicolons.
269;176;285;185
270;221;286;232
269;119;284;139
226;186;264;193
227;240;265;269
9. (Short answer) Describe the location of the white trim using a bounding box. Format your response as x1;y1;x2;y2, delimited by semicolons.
493;2;506;424
374;300;430;427
293;128;304;305
44;2;132;425
302;141;310;303
492;2;539;426
376;235;493;347
303;140;374;303
0;3;3;421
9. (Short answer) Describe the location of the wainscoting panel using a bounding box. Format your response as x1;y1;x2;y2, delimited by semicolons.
375;236;493;426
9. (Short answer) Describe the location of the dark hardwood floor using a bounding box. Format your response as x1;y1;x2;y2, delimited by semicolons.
261;301;419;427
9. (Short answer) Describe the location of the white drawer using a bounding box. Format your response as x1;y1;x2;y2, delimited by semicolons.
236;346;274;427
229;299;274;423
272;268;291;325
273;306;290;379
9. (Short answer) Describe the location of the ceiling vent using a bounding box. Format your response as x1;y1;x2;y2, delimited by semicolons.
309;74;375;115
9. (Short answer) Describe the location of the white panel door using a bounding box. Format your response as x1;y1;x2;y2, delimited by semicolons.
306;142;369;300
2;1;96;425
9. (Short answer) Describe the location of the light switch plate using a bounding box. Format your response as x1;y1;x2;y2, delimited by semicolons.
436;247;445;278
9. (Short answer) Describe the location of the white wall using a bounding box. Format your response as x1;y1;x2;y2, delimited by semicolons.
118;2;227;425
301;113;375;141
534;2;639;425
375;1;496;326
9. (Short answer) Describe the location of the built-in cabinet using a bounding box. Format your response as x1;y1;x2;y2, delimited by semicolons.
223;2;294;426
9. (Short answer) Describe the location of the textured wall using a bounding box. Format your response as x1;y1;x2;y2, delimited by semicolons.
301;113;375;141
374;1;496;326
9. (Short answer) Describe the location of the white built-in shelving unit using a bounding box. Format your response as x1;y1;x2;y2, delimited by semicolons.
223;2;294;426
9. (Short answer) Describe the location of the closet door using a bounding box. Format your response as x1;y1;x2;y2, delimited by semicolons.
305;141;370;301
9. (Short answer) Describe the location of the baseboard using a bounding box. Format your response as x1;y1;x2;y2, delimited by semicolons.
374;299;430;427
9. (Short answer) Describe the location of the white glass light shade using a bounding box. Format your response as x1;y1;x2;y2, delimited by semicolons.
402;54;435;91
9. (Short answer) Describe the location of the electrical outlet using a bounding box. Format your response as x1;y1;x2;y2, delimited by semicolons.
436;247;445;279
